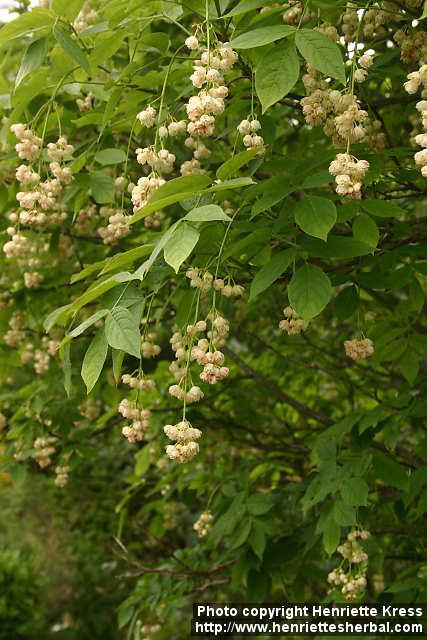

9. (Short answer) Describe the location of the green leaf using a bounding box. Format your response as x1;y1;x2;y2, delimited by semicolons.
53;25;90;74
249;522;266;560
0;9;54;49
104;306;141;358
81;328;108;393
373;452;409;491
90;170;115;204
333;500;356;526
225;0;273;16
249;249;294;301
352;213;379;248
288;263;332;320
61;342;72;397
361;199;404;218
216;148;260;180
340;478;369;507
52;0;85;20
112;348;125;384
255;39;300;113
94;148;127;165
183;204;231;222
323;518;340;555
229;518;252;550
163;223;200;273
230;25;296;49
60;309;109;347
15;38;47;88
247;493;274;515
294;195;337;241
295;29;346;85
420;0;427;20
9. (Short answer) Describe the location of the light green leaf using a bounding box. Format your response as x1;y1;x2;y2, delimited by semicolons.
163;223;200;273
95;148;127;165
225;0;273;16
53;25;90;74
81;328;108;393
216;148;260;180
294;195;337;241
90;170;115;204
249;249;295;301
255;39;300;113
52;0;85;20
183;204;231;222
288;263;332;320
60;309;108;347
105;306;141;358
295;29;346;85
352;213;379;248
0;9;54;49
15;38;47;88
420;0;427;19
230;25;295;49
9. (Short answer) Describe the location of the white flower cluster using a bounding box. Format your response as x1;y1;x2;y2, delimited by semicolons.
300;67;384;149
78;398;102;420
23;271;44;289
98;211;130;244
354;52;374;83
74;1;98;33
4;311;25;348
130;176;165;213
54;465;70;488
237;118;264;153
118;398;151;443
344;338;374;361
164;419;201;463
136;146;175;174
122;374;156;391
404;65;427;177
395;28;427;65
193;511;213;538
329;153;370;198
10;127;73;228
183;38;237;170
33;436;57;468
77;93;93;112
144;210;165;230
10;123;42;161
186;267;244;298
158;120;187;139
279;307;309;335
342;5;392;43
169;384;204;403
141;330;161;359
328;530;370;600
136;105;157;127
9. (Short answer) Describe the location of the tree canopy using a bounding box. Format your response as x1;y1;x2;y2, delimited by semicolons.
0;0;427;637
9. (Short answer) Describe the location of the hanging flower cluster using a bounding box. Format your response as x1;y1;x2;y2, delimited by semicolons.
328;530;370;600
193;511;213;537
344;338;374;361
186;267;244;298
404;65;427;177
54;465;70;488
164;419;202;463
33;436;57;468
279;307;309;335
118;398;151;443
237;118;264;153
329;153;370;198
